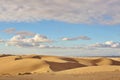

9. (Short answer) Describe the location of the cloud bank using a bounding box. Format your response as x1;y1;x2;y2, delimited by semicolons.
3;34;120;49
0;0;120;24
91;41;120;48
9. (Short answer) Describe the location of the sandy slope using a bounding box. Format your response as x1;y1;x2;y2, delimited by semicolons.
0;55;52;74
0;54;120;76
58;66;120;74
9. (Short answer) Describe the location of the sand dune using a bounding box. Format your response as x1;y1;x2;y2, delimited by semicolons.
58;66;120;74
91;58;120;66
0;55;120;76
0;55;52;75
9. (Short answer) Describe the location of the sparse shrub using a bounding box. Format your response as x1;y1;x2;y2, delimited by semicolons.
15;56;22;60
32;56;41;59
23;72;32;75
0;54;13;58
18;73;22;75
18;72;31;75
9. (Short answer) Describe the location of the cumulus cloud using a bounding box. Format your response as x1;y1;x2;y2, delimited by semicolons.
0;0;120;24
6;34;53;47
90;41;120;48
62;36;91;41
3;34;88;48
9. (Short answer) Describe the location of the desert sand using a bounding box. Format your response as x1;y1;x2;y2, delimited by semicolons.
0;54;120;80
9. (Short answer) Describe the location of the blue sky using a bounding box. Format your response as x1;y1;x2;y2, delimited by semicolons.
0;0;120;56
1;21;120;42
0;21;120;56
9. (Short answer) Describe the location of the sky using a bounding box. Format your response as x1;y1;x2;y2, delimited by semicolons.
0;0;120;56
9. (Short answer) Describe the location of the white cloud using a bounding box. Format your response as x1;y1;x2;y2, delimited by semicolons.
10;35;25;42
6;34;53;47
62;36;91;41
33;34;52;43
0;0;120;24
90;41;120;48
39;45;50;48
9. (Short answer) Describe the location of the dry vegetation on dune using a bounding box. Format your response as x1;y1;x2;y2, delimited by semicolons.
0;54;120;80
0;54;13;58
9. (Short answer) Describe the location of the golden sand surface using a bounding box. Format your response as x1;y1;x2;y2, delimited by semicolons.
0;54;120;80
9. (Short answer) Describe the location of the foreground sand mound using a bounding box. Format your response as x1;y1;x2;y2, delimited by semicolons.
0;56;51;75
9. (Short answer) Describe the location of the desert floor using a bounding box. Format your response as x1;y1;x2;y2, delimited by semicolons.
0;71;120;80
0;54;120;80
